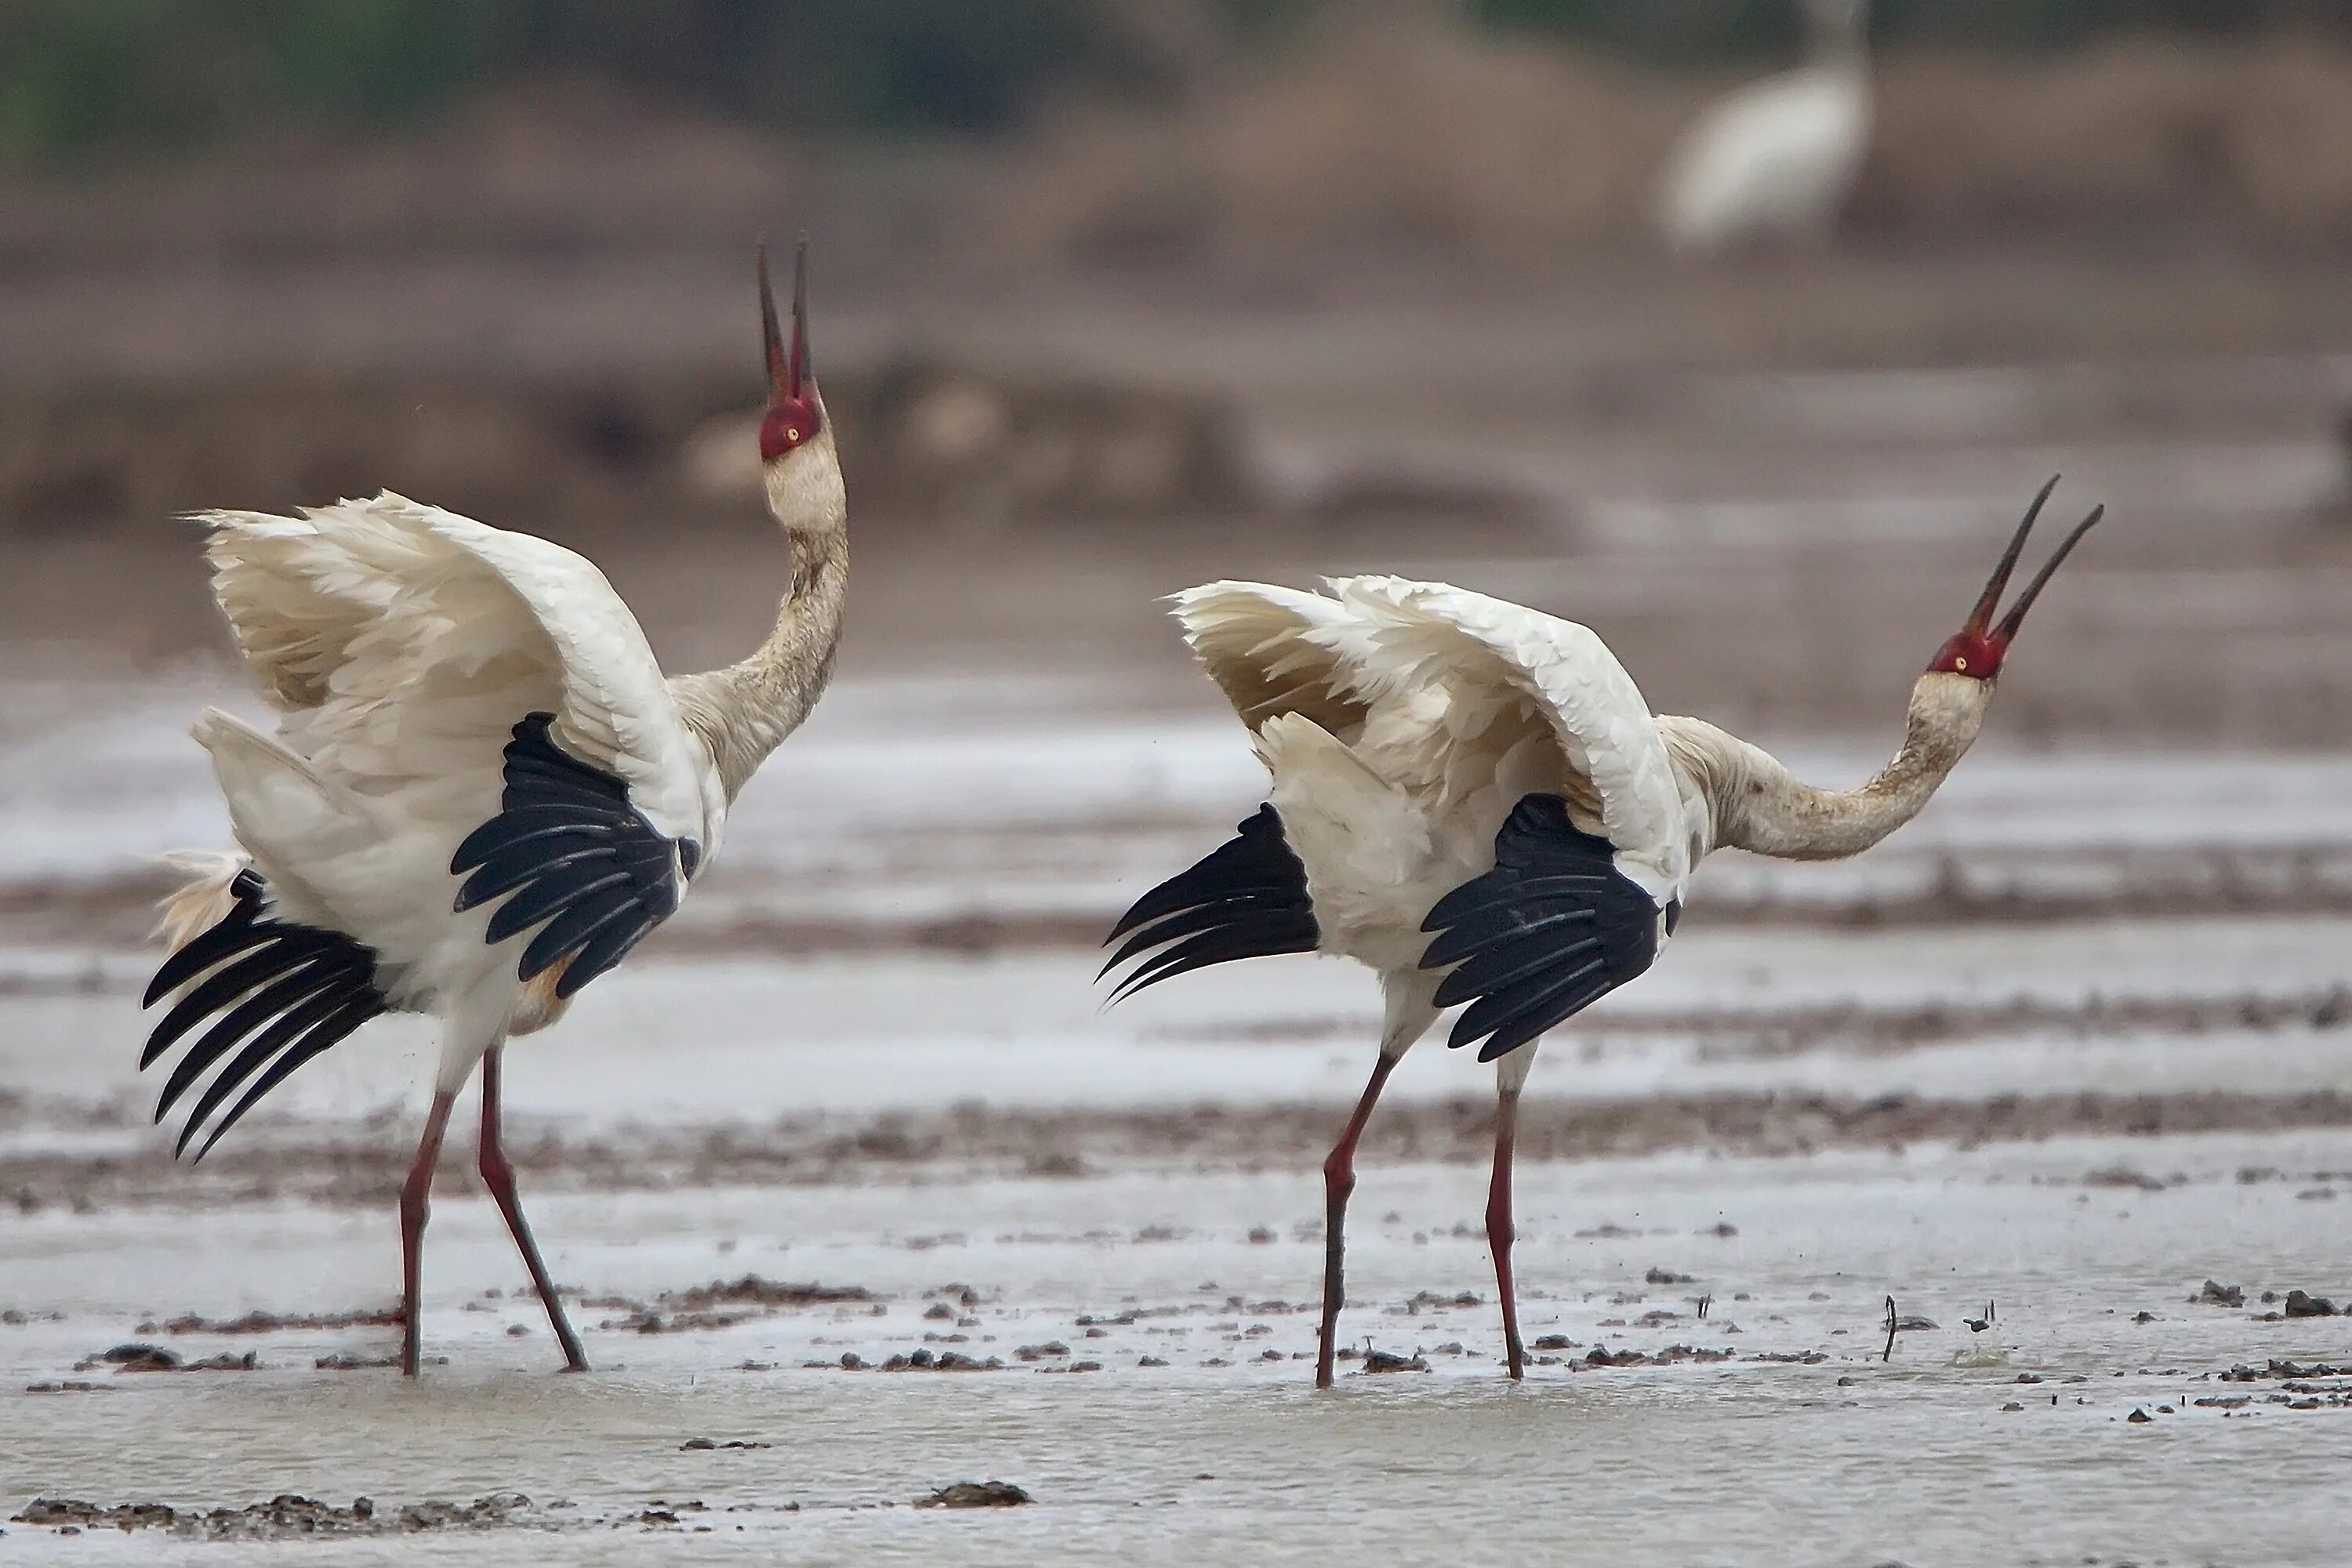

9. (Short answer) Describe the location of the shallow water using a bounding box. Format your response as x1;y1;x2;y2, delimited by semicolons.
8;1135;2352;1565
3;641;2350;1562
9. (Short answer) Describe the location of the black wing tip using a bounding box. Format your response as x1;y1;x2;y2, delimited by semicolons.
1420;791;1663;1060
1100;804;1316;1003
140;874;390;1160
142;870;270;1009
457;711;686;1000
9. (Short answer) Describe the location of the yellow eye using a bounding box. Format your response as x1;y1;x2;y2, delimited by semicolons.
1953;656;1968;671
785;427;800;441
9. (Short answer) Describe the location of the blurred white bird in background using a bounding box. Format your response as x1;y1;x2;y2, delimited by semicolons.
1656;0;1875;253
140;241;848;1376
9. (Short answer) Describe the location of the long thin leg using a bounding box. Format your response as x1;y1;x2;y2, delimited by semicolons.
1486;1087;1526;1381
1316;1052;1401;1389
478;1047;589;1372
400;1088;459;1378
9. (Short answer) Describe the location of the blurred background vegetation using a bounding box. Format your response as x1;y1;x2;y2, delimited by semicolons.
8;0;2352;161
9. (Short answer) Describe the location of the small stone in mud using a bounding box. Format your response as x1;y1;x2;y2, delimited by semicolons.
2194;1280;2245;1308
2127;1407;2154;1423
1646;1268;1694;1284
314;1354;399;1370
1015;1341;1070;1361
681;1437;717;1450
1138;1355;1168;1367
13;1500;176;1530
1404;1289;1481;1310
916;1482;1031;1509
2133;1312;2160;1323
149;1308;403;1336
98;1343;179;1370
2284;1290;2339;1318
924;1302;956;1320
1247;1226;1276;1244
661;1277;877;1312
1363;1348;1428;1374
2002;1401;2024;1411
1531;1334;1577;1351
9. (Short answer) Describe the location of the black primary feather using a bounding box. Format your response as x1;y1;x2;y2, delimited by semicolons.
139;869;390;1159
1100;803;1318;1004
452;713;693;1000
1418;793;1668;1062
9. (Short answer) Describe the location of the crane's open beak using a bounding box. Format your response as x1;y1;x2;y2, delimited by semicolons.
758;237;811;405
1962;475;2103;648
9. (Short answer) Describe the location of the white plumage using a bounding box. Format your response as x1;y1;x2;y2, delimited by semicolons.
1181;575;1690;971
1656;0;1874;254
142;241;848;1376
192;495;720;1051
1112;481;2103;1384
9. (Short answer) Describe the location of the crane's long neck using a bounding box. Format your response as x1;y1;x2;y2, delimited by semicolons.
673;436;849;801
1659;672;1991;863
1809;2;1868;69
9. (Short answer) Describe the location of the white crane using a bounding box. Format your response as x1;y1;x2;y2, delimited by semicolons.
140;241;848;1376
1105;479;2100;1385
1655;0;1874;254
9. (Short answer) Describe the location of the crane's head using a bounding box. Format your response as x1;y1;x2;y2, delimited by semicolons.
1804;0;1871;38
1926;475;2102;683
757;237;823;465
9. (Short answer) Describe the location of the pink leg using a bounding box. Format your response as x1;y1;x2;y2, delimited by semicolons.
478;1048;588;1372
1316;1053;1401;1389
399;1089;459;1378
1487;1089;1526;1381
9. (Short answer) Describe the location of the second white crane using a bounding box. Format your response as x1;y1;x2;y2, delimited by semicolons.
1105;479;2100;1385
1656;0;1875;253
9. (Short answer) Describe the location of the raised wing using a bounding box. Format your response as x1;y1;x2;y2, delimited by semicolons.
193;494;717;978
202;493;708;840
1419;795;1674;1062
453;714;696;998
1167;580;1372;740
1330;577;1687;900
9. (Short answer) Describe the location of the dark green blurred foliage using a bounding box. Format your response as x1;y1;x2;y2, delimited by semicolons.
7;0;2352;162
0;0;1160;159
1473;0;2352;59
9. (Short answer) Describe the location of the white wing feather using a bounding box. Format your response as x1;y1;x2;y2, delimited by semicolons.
1166;575;1688;967
1167;580;1373;742
1324;576;1688;900
191;492;717;990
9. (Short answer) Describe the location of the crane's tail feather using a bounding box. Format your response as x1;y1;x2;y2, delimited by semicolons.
1100;804;1318;1004
151;850;252;957
140;861;390;1160
1418;793;1667;1062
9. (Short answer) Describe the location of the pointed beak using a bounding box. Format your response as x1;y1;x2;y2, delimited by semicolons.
1965;475;2103;646
758;237;811;405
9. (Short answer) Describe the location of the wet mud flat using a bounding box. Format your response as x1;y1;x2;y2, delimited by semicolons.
6;1134;2352;1565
